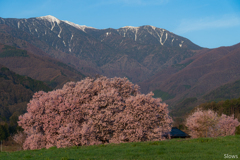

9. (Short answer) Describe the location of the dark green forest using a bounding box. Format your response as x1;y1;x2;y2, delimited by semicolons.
195;97;240;120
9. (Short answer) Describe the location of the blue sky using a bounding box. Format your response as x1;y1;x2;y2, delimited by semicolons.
0;0;240;48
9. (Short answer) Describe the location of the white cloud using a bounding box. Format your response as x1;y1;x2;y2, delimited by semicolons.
174;15;240;34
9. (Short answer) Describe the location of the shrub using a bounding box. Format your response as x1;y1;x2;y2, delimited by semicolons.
186;109;240;138
18;76;173;150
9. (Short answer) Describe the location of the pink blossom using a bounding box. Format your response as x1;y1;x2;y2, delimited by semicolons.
186;109;240;138
18;76;172;150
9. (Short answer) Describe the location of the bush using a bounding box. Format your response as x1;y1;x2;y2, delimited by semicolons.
186;109;240;138
18;76;173;150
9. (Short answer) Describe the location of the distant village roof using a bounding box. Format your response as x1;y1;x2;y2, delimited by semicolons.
169;127;191;138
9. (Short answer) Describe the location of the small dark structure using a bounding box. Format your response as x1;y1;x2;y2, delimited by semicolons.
169;127;191;138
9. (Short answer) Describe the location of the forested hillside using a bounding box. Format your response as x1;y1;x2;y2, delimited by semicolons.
0;65;52;138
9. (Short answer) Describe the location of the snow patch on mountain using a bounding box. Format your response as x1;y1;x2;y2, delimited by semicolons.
58;26;62;38
37;15;61;31
121;26;140;30
106;32;111;36
37;15;60;24
179;41;184;47
63;20;95;32
154;29;165;45
163;32;168;44
151;26;156;30
119;26;139;41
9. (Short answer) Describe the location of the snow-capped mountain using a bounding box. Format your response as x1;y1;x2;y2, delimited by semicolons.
33;15;198;50
0;15;200;52
0;15;201;83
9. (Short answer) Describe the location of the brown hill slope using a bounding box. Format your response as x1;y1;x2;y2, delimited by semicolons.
0;24;99;76
141;43;240;111
0;42;85;89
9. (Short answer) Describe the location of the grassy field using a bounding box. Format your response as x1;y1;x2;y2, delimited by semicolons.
0;135;239;160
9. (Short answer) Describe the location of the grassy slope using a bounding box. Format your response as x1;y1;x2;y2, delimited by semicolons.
0;135;239;160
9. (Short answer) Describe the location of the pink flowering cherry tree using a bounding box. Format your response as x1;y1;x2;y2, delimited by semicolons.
18;76;173;150
186;109;240;138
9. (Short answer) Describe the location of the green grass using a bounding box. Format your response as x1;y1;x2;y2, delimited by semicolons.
1;135;239;160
